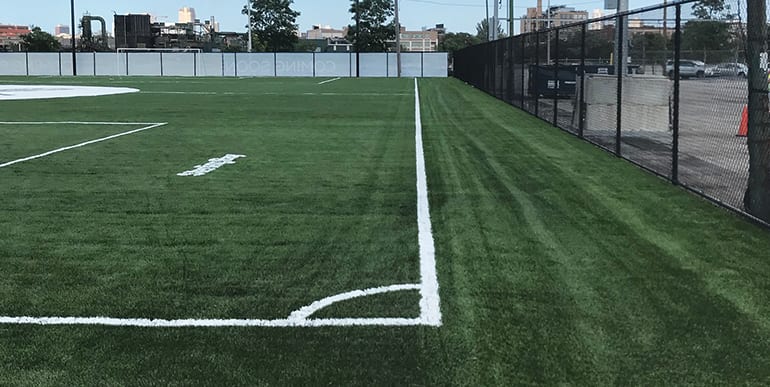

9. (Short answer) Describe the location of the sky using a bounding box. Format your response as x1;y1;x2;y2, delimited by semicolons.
2;0;662;37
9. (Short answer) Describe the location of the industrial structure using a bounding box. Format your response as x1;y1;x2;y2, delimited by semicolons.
113;12;239;52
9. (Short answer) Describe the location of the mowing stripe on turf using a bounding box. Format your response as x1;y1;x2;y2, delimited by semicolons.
0;122;167;169
0;80;442;327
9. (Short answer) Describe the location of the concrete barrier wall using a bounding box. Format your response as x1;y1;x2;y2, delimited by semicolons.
0;52;448;78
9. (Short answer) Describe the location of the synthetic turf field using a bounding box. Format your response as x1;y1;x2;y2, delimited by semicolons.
1;76;770;384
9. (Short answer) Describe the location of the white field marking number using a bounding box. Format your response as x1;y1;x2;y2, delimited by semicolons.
177;154;246;177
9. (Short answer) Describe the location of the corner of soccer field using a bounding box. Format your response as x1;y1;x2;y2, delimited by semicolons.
1;76;769;384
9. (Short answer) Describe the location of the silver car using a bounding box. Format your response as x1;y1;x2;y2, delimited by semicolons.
665;59;706;79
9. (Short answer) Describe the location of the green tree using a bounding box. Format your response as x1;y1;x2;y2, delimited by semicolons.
20;27;61;52
244;0;300;52
347;0;395;52
476;19;506;42
681;20;732;60
692;0;728;19
630;32;669;64
438;32;481;55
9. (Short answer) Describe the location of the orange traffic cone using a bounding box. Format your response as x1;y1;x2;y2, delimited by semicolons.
737;105;748;137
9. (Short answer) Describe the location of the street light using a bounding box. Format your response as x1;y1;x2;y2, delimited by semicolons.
70;0;77;75
485;0;490;41
355;0;360;77
395;0;401;77
246;1;253;53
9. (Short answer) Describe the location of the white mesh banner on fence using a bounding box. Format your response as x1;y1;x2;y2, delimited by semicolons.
0;52;447;78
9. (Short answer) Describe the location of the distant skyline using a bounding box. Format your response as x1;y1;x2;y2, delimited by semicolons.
2;0;664;37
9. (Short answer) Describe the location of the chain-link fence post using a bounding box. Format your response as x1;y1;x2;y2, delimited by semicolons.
672;4;682;185
616;14;624;157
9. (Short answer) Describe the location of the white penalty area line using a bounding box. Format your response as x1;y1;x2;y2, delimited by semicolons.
317;77;341;85
0;122;168;169
0;79;441;328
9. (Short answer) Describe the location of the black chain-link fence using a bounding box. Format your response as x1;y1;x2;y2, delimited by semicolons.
454;0;764;223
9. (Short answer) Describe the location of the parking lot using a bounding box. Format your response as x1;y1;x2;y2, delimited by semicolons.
521;75;750;209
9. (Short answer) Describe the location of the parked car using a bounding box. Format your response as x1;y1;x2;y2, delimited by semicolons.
705;62;748;77
665;59;706;79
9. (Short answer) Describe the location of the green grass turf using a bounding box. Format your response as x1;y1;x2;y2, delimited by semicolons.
0;76;769;384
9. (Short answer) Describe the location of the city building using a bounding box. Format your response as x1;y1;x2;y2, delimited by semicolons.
55;24;70;35
521;1;588;33
548;6;589;27
589;9;604;30
179;7;196;24
0;24;31;51
305;25;347;40
397;26;440;52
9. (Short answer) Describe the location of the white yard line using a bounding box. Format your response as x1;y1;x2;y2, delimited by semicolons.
0;122;167;169
317;77;341;85
0;80;442;328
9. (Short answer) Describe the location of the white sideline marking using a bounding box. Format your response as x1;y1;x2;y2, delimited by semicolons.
177;154;246;177
0;316;426;327
0;121;163;125
0;122;168;169
414;78;442;326
140;91;408;97
0;79;442;328
317;77;341;85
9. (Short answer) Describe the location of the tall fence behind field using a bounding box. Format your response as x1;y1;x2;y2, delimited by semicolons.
0;52;448;78
453;0;765;223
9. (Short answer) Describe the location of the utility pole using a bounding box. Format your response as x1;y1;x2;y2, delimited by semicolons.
508;0;514;36
492;0;499;40
247;1;253;53
395;0;402;77
546;0;551;63
617;0;629;74
70;0;77;75
355;0;360;77
485;0;490;41
663;0;668;47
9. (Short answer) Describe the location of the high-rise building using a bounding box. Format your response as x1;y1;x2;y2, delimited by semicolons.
55;24;70;35
589;9;604;30
521;3;588;33
179;7;196;24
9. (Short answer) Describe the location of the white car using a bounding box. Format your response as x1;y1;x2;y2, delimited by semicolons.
705;63;748;77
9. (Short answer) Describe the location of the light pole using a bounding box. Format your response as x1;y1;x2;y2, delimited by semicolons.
395;0;401;77
492;0;499;40
546;0;551;63
246;1;253;53
355;0;360;77
70;0;77;75
485;0;490;41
